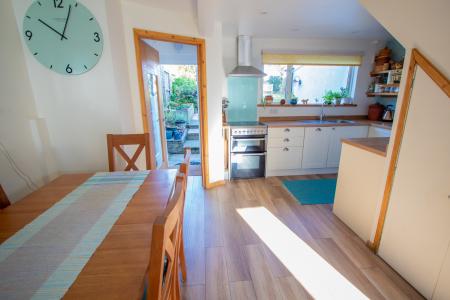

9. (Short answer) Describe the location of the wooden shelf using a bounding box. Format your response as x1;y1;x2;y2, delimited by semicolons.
370;69;402;77
257;103;357;107
377;83;400;87
366;92;398;97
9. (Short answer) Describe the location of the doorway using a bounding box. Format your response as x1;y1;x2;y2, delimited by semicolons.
134;30;208;186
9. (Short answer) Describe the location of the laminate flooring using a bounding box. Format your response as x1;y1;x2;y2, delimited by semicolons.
181;175;424;300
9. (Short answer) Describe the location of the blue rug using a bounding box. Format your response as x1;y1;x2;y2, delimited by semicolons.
283;178;337;205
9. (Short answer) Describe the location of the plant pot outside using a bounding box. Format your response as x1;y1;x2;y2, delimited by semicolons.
175;120;187;129
173;129;184;140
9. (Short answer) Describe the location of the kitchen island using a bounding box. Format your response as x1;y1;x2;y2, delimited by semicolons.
333;137;389;243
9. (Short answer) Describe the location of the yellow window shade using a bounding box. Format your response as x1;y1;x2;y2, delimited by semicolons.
262;53;362;66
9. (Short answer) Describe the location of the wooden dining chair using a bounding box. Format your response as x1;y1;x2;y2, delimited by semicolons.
147;174;186;300
178;148;191;282
106;133;151;171
0;184;11;209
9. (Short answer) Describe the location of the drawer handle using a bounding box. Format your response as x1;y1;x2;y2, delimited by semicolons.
284;138;290;142
284;128;290;132
283;147;289;151
316;128;322;132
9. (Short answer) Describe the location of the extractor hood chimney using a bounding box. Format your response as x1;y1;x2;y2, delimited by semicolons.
228;35;266;77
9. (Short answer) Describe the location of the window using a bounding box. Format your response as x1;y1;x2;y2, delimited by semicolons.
263;64;358;103
262;53;362;104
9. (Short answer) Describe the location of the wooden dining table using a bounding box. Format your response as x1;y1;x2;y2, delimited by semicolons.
0;169;176;299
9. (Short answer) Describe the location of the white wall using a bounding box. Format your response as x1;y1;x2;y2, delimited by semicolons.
10;0;133;175
120;0;225;183
360;0;450;78
0;0;58;201
358;0;450;241
223;36;383;118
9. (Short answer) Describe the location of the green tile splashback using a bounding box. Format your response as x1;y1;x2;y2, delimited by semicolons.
227;77;258;122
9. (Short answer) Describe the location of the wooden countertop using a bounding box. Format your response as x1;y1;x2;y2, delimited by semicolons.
263;120;393;129
342;137;390;156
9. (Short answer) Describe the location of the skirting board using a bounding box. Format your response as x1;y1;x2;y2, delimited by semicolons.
266;168;338;177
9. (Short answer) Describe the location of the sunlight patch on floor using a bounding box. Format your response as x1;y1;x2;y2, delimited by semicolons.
237;207;368;300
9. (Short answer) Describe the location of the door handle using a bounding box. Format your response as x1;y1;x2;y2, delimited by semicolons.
284;138;290;142
284;128;290;132
316;128;322;132
283;147;289;151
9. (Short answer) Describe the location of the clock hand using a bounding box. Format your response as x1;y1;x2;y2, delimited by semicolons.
60;5;72;41
38;19;68;40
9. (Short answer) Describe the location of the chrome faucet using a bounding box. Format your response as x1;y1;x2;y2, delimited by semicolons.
319;100;326;121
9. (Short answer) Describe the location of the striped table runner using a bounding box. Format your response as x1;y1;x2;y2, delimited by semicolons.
0;171;149;300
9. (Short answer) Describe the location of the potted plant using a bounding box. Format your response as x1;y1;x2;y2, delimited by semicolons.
322;90;335;105
165;109;177;139
334;87;351;105
264;95;274;105
173;128;184;140
290;96;298;105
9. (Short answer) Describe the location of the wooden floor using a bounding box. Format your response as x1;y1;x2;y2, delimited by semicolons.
181;175;424;300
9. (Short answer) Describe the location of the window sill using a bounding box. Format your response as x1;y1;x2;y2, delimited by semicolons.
257;103;357;107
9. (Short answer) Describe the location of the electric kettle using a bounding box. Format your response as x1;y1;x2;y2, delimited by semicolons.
382;105;394;121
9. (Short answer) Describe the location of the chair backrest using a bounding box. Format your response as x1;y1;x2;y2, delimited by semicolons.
147;174;186;300
107;133;151;171
179;148;191;190
0;184;10;209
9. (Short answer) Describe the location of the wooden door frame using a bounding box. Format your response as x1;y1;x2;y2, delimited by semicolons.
133;29;210;188
369;48;450;252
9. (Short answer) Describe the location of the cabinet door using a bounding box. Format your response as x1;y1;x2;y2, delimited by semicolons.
267;147;303;170
378;68;450;298
327;126;369;168
368;126;391;137
302;127;331;169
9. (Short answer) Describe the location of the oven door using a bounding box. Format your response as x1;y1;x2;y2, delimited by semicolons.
230;136;266;153
230;153;266;179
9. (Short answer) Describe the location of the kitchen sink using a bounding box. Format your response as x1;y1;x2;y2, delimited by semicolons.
300;120;334;124
328;120;356;124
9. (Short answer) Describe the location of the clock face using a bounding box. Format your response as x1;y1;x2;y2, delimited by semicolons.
23;0;103;75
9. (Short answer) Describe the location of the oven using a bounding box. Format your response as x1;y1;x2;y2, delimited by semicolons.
228;123;267;179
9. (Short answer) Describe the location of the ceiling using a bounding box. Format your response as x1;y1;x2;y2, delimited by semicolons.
218;0;390;39
128;0;391;40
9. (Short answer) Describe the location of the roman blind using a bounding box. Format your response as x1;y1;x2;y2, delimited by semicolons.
262;53;363;66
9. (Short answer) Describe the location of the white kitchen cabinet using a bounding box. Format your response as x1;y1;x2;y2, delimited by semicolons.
368;126;391;137
267;146;303;170
326;126;369;168
267;127;304;173
268;127;305;138
302;127;331;169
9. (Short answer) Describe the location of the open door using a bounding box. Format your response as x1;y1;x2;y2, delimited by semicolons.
138;40;167;169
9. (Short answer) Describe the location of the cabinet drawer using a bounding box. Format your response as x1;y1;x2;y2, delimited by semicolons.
268;127;305;138
268;136;304;148
267;147;303;170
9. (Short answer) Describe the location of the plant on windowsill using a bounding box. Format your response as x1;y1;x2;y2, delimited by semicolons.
323;90;335;105
290;96;298;105
334;87;351;105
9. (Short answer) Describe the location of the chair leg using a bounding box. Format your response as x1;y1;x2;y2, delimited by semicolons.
179;230;187;282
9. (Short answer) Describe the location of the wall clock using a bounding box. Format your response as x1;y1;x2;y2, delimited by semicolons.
23;0;103;75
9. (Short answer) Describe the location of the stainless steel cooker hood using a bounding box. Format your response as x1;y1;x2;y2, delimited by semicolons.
228;35;266;77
